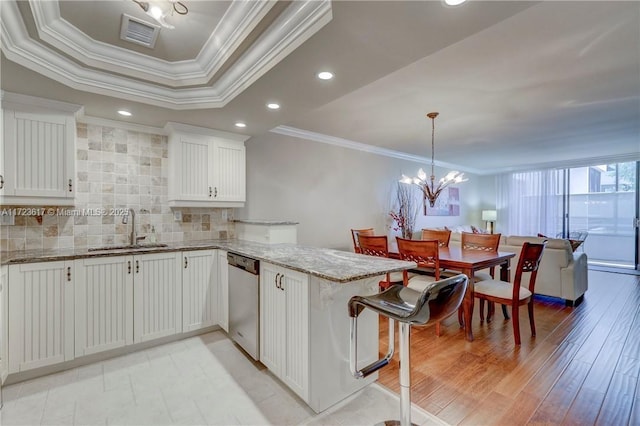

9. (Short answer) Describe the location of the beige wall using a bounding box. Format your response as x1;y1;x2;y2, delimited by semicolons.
239;132;483;251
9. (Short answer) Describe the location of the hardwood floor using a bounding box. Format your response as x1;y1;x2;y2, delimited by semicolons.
376;269;640;425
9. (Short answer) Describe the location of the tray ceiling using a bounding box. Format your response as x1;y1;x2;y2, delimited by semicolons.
1;0;332;108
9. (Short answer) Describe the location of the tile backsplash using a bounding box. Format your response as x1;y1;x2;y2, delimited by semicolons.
0;123;234;252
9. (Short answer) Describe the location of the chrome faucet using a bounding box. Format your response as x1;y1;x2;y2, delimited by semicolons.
123;208;145;246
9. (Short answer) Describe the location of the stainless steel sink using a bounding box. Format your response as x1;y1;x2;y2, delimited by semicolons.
88;243;168;252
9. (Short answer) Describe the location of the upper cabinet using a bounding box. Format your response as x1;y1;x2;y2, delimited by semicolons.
165;122;248;208
1;92;82;206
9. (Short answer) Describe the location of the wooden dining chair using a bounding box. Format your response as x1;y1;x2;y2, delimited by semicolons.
474;242;546;345
420;228;452;247
358;235;404;290
351;228;375;254
396;237;448;336
460;231;504;321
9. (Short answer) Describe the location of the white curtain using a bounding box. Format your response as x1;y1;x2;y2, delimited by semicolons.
496;169;562;236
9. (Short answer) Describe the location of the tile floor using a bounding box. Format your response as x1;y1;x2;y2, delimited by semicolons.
0;331;445;425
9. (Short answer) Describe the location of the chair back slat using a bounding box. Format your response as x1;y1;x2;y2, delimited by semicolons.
396;237;440;273
420;229;452;247
461;232;501;252
351;228;375;253
358;235;389;258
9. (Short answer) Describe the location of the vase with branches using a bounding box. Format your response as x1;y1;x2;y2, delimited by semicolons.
389;183;419;239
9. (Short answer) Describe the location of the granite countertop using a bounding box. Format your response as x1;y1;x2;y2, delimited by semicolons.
1;239;415;283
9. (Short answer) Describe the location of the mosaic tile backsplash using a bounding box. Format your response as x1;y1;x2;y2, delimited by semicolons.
0;123;234;252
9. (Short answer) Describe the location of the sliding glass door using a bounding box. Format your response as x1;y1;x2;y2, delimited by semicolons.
564;162;639;270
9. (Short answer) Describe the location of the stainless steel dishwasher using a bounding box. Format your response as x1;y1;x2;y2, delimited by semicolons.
227;252;260;360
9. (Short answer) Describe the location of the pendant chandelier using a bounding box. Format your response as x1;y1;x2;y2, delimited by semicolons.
400;112;467;215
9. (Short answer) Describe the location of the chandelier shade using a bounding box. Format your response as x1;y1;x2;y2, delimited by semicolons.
400;112;467;215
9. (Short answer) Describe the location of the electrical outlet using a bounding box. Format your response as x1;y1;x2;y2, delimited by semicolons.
173;210;182;221
221;210;228;221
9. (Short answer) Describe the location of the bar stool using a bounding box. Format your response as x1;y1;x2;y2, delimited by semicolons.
349;274;468;426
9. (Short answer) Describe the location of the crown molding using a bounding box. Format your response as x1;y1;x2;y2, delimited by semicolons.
270;125;485;175
1;0;332;109
28;0;277;87
1;91;84;116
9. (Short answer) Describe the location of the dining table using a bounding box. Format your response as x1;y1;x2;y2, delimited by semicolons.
389;244;516;342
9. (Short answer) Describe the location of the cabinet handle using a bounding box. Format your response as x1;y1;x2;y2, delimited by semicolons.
184;257;188;269
67;267;71;282
68;179;73;192
136;260;139;273
214;187;218;197
127;260;132;274
275;273;281;289
279;274;284;291
209;186;212;197
0;174;4;189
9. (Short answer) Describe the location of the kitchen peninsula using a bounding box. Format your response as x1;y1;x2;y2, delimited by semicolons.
1;239;416;413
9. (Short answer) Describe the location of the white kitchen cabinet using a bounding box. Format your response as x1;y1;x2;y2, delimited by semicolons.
8;261;74;373
74;256;134;357
182;250;218;332
1;265;7;383
217;250;229;332
133;252;182;343
260;262;309;401
165;122;248;208
1;93;81;206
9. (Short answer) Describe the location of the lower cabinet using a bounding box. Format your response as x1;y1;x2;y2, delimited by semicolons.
182;250;218;332
260;262;309;401
8;261;74;373
217;250;229;332
1;265;8;383
74;256;133;357
133;252;182;343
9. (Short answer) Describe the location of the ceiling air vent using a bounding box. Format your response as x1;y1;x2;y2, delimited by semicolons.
120;14;160;48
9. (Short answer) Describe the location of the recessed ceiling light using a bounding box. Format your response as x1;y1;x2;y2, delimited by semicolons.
317;71;334;80
266;103;280;110
117;110;132;117
444;0;467;5
235;122;247;128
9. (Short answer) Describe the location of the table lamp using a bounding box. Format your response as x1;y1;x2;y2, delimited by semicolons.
482;210;497;234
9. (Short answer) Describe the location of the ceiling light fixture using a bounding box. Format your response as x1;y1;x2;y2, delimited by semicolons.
400;112;467;215
317;71;334;80
266;103;280;110
235;122;247;128
117;110;132;117
132;0;188;30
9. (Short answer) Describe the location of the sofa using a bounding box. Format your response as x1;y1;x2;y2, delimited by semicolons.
448;232;588;306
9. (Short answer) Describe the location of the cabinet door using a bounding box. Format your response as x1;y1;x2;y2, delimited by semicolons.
172;134;212;201
182;250;218;332
133;252;182;343
281;268;310;400
74;256;133;357
8;261;74;373
217;250;229;332
212;139;245;202
260;263;284;375
3;111;75;199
